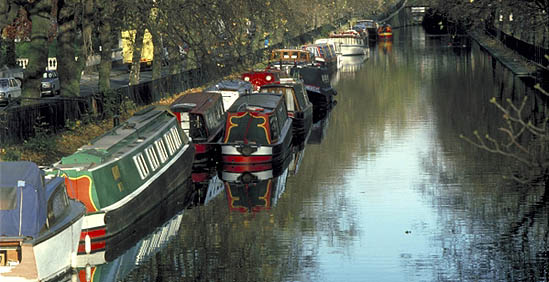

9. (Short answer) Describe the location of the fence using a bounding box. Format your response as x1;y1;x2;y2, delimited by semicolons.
486;25;549;69
0;22;345;146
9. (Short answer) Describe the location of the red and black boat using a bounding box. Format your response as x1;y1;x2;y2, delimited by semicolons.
221;93;293;173
259;78;313;145
170;92;225;166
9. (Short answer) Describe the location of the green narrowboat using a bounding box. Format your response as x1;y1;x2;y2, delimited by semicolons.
50;106;195;256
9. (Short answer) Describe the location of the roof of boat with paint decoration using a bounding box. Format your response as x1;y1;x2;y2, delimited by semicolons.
0;161;48;238
170;92;222;115
226;93;284;114
59;106;178;167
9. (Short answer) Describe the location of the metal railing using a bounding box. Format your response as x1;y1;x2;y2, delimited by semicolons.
0;23;343;145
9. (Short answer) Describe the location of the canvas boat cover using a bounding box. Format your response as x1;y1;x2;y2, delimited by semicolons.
0;161;47;238
205;79;253;94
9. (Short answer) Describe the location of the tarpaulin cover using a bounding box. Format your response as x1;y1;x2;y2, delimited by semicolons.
205;79;253;94
0;161;47;238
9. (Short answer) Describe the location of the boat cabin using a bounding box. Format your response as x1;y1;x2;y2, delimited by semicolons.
204;79;253;110
170;92;225;160
259;78;311;118
170;92;225;143
302;43;337;68
221;93;293;168
259;78;313;144
241;69;283;91
270;49;312;66
0;162;85;281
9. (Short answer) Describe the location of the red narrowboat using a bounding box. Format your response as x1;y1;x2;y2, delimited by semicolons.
241;69;283;91
221;93;293;173
170;92;225;165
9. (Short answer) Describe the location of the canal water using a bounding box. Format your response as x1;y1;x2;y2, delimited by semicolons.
80;26;548;282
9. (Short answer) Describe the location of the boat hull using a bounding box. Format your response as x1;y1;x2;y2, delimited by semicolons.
0;213;84;282
341;45;365;56
76;144;195;256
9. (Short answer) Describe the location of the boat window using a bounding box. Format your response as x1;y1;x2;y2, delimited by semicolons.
270;114;279;141
276;102;288;131
164;131;177;155
145;145;160;171
294;86;307;108
47;183;69;226
190;114;208;140
180;112;191;138
170;127;183;149
154;139;169;163
0;187;17;210
133;153;150;179
224;113;270;144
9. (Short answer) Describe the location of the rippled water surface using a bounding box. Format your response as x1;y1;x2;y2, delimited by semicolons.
76;26;549;282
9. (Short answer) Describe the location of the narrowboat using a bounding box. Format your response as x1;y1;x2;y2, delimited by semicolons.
356;19;378;41
241;69;284;91
329;31;365;56
351;24;370;42
0;161;86;282
269;49;314;73
224;167;289;213
221;93;293;173
290;66;337;122
170;92;225;166
74;178;191;267
377;23;393;39
302;43;338;70
51;106;195;257
204;79;253;111
259;78;313;145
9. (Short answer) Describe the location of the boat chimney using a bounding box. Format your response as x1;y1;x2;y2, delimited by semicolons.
18;180;25;237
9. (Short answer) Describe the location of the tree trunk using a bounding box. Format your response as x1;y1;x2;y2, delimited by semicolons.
97;0;113;93
22;0;52;104
151;27;163;80
56;0;81;97
166;40;182;75
129;26;144;86
0;1;19;32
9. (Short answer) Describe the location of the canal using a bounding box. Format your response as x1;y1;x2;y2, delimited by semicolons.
79;26;548;282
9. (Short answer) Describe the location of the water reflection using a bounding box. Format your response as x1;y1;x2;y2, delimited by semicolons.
223;168;289;213
61;25;549;282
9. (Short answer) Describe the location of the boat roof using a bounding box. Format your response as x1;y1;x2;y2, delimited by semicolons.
205;79;253;93
59;107;175;167
171;92;222;115
227;93;283;114
272;49;309;53
0;161;49;238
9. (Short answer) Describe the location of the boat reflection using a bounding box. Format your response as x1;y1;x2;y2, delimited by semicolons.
72;178;192;275
307;109;332;145
190;168;225;207
289;147;306;176
222;167;289;213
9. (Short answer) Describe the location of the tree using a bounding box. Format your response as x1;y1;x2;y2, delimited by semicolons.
21;0;52;102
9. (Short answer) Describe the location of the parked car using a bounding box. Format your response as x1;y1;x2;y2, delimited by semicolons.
41;70;60;97
0;77;22;106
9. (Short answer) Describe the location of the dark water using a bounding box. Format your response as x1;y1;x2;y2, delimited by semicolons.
75;26;549;282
